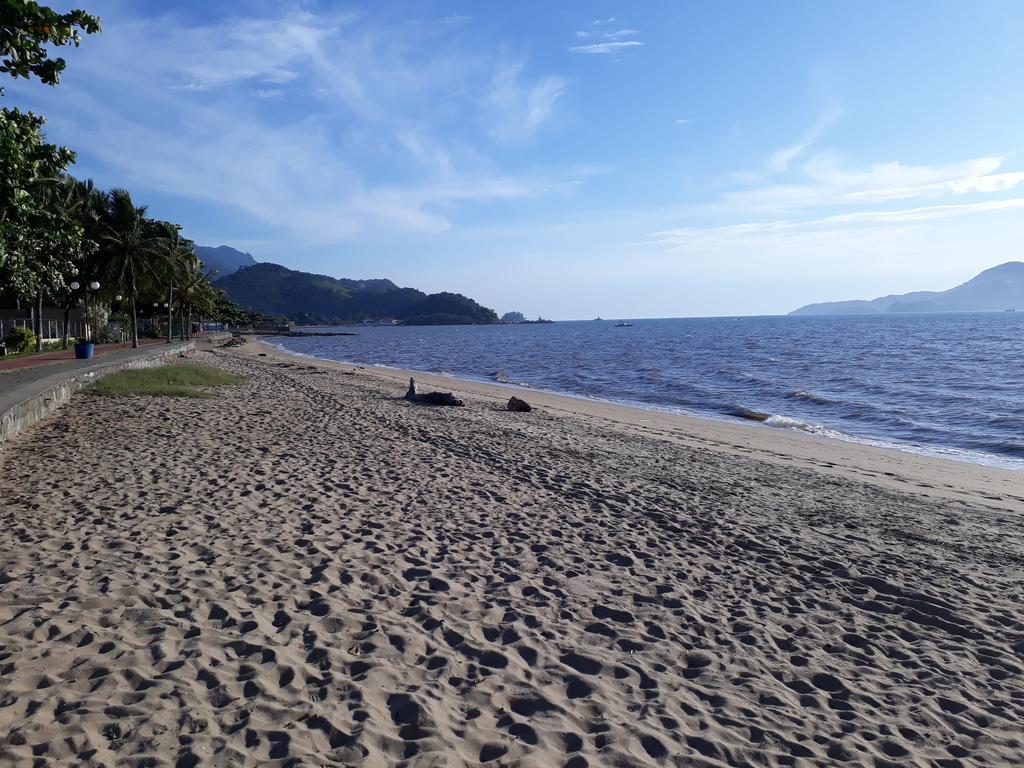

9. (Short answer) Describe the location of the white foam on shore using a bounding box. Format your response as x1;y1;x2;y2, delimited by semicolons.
761;412;1024;471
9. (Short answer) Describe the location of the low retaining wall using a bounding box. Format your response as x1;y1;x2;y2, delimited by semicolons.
0;342;199;445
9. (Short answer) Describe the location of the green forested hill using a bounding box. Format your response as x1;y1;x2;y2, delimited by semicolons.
215;263;498;325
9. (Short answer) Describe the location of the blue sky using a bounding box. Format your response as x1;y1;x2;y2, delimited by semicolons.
8;1;1024;318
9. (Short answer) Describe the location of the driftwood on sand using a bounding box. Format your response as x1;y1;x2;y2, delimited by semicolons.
405;377;464;407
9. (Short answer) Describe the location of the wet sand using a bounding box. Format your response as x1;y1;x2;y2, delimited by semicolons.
1;342;1022;766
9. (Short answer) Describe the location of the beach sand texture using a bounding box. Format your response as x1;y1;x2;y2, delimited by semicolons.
1;345;1023;766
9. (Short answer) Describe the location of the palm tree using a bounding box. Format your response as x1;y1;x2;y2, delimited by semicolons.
149;223;195;343
176;260;219;339
26;175;93;351
60;178;106;348
100;189;153;349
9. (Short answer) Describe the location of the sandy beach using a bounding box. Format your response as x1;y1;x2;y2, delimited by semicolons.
1;341;1023;767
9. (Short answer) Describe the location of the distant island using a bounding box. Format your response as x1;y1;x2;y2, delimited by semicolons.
212;259;498;326
501;311;554;324
791;262;1024;315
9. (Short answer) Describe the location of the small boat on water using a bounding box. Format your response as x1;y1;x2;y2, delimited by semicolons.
614;321;633;327
1006;308;1016;312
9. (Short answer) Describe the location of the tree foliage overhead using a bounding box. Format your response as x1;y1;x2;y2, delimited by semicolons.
0;4;251;346
0;0;98;288
0;109;90;302
0;0;100;88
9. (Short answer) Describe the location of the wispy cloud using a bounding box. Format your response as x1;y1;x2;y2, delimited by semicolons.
570;41;644;55
766;104;842;172
484;60;567;141
651;198;1024;249
571;17;642;55
647;117;1024;281
820;197;1024;224
575;28;638;40
21;5;575;246
726;153;1024;211
709;109;1024;215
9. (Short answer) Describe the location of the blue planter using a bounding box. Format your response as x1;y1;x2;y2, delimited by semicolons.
74;342;95;360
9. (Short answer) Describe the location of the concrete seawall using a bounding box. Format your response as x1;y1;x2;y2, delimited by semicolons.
0;335;230;445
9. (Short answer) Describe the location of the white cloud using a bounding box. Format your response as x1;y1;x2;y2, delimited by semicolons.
576;28;639;39
485;61;567;141
27;5;575;246
766;104;842;172
649;198;1024;250
724;141;1024;212
639;196;1024;302
821;197;1024;224
172;12;335;90
571;17;642;54
169;80;209;92
570;41;644;55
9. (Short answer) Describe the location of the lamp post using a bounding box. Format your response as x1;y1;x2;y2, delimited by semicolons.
166;293;173;344
67;280;100;345
113;295;124;343
166;285;174;344
87;281;100;341
69;281;99;342
68;280;80;350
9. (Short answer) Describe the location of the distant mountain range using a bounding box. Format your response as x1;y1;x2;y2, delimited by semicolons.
195;245;257;277
214;261;498;325
790;262;1024;315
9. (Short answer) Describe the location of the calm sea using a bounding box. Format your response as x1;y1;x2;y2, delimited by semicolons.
266;313;1024;469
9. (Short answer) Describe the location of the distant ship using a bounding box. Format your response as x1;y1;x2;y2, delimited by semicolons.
614;321;633;327
1006;308;1016;312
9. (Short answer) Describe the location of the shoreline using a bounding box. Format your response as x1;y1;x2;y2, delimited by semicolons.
251;337;1024;511
255;336;1024;473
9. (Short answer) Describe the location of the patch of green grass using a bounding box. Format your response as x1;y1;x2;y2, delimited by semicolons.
88;363;245;398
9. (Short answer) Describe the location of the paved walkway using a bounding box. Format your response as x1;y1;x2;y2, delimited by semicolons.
1;340;190;402
0;339;165;372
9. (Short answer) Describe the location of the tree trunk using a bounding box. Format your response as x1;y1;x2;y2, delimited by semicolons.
130;262;139;349
187;306;193;339
131;296;139;348
167;286;173;344
35;290;43;352
62;304;70;350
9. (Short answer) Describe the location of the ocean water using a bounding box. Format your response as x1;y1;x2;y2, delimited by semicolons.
266;313;1024;469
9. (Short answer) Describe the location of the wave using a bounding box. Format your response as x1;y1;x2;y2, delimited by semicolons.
715;367;770;386
763;414;837;435
783;389;836;405
727;408;856;441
